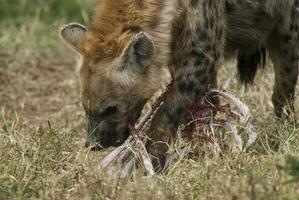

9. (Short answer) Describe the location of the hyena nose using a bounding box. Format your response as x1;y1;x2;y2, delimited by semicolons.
85;139;91;148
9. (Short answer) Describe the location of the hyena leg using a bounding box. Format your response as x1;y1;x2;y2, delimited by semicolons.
146;0;225;170
267;26;299;119
206;72;219;106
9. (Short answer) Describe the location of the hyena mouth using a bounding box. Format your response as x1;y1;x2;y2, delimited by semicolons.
86;127;131;150
114;129;130;146
86;102;146;150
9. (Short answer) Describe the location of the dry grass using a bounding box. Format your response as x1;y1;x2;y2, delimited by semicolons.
1;1;299;199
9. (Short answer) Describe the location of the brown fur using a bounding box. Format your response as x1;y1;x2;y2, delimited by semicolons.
60;0;299;169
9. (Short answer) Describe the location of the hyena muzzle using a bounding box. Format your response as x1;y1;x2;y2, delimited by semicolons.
60;0;299;168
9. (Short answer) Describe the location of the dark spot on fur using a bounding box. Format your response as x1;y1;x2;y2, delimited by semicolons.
208;65;215;74
178;82;188;93
200;29;208;39
290;54;298;63
178;81;196;94
199;75;208;85
195;58;204;66
209;17;215;29
216;27;224;40
284;34;292;43
191;0;199;8
214;50;220;60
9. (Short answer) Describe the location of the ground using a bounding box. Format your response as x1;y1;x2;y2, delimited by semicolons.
0;1;299;199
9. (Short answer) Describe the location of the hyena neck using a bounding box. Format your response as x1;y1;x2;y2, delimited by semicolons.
147;0;176;68
145;0;175;96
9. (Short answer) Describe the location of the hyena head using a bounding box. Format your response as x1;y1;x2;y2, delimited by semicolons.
60;23;166;149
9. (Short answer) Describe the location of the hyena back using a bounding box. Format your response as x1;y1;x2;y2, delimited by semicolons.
60;0;299;168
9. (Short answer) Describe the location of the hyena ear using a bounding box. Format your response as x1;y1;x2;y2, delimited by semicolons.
119;32;155;73
59;23;88;54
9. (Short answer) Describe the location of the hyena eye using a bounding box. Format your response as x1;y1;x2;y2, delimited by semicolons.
100;105;118;118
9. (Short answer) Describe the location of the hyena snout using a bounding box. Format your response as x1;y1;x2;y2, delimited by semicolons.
85;119;129;150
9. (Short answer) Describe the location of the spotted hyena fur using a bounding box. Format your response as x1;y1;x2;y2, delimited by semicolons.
60;0;299;168
146;0;226;168
226;0;299;118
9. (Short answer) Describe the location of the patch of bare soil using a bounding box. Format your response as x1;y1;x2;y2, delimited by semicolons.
0;51;84;127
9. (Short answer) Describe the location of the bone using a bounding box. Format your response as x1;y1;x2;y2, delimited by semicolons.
211;121;243;152
99;137;132;170
131;130;155;176
120;157;136;178
210;89;251;123
99;146;125;170
97;88;257;178
244;123;257;150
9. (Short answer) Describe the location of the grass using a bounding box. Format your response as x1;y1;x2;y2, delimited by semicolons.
0;0;299;199
0;0;91;24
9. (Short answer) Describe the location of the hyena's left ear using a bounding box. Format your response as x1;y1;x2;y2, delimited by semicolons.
59;23;88;54
119;32;155;73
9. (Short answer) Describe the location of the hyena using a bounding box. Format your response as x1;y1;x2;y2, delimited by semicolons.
60;0;299;168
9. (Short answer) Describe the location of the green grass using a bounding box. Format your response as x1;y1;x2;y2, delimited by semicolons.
0;0;95;69
0;0;299;199
0;0;92;25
